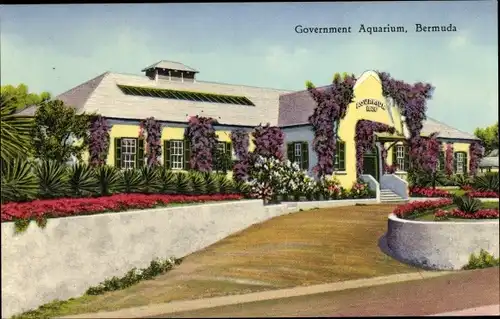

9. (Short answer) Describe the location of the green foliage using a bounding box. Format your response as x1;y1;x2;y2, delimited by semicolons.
31;100;94;163
305;80;316;89
1;158;38;203
473;172;499;192
234;180;251;198
189;171;207;195
121;169;142;193
204;172;220;195
139;166;162;194
474;122;498;154
453;195;481;213
463;249;500;270
14;219;31;234
218;174;234;194
176;172;193;194
67;163;98;197
94;165;121;196
0;93;35;162
35;160;69;199
408;170;455;188
159;168;177;194
452;174;472;188
0;84;51;110
85;257;182;295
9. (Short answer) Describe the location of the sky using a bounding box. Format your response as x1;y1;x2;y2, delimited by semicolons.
1;1;497;133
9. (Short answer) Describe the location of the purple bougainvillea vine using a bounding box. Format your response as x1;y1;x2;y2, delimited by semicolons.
140;117;163;166
307;73;356;177
445;143;454;176
230;129;251;182
409;133;441;175
251;123;285;161
355;120;395;177
469;141;484;176
88;115;111;166
185;115;219;172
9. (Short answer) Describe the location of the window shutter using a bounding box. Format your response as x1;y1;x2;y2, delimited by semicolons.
114;138;122;168
453;152;458;173
339;141;346;171
287;143;294;161
184;139;191;170
464;152;468;174
137;138;145;168
301;142;309;170
226;142;233;170
164;140;171;169
439;151;445;171
404;146;410;171
392;145;397;167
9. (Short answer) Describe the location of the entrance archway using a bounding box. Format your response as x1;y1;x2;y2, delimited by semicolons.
362;145;380;181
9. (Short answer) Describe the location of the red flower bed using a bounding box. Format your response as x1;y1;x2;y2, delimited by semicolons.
393;198;453;218
465;191;499;198
434;208;499;220
1;193;243;222
409;187;451;198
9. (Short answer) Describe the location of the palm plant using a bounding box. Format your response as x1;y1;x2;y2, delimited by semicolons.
35;160;69;199
95;165;121;196
68;163;98;197
472;172;499;192
139;166;162;194
121;168;143;193
0;158;38;203
0;93;35;162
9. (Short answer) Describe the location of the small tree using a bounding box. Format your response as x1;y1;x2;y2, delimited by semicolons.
474;122;498;155
31;100;93;163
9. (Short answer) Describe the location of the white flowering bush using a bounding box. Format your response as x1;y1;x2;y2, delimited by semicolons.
248;155;315;201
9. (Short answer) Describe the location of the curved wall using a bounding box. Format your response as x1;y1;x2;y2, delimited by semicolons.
386;213;499;270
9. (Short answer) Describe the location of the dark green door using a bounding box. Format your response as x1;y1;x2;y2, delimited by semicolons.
362;147;379;180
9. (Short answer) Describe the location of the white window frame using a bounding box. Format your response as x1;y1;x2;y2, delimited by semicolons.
456;152;465;174
121;138;137;170
294;143;302;164
170;140;184;170
396;145;406;172
217;142;226;154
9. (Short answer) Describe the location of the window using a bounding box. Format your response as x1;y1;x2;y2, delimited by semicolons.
437;151;445;171
121;138;137;169
170;140;184;170
213;142;233;173
396;145;405;171
287;142;309;170
454;151;467;174
114;137;144;169
334;140;346;171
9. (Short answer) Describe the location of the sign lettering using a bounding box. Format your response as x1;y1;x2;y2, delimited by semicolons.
355;98;386;112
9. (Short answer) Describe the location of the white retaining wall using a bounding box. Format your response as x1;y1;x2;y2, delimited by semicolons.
1;197;377;317
386;213;499;270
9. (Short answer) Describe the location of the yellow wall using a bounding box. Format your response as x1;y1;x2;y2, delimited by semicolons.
333;73;398;187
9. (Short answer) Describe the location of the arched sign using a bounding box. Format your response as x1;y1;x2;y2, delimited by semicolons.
356;98;386;112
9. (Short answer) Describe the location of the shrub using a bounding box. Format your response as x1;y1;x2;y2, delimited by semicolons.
218;174;234;194
473;172;499;192
1;158;38;203
176;172;193;195
465;190;499;198
349;180;373;199
452;195;481;214
463;249;500;270
159;168;176;194
234;180;252;198
95;165;122;196
189;171;207;195
68;163;98;197
139;166;162;194
35;160;69;199
204;172;220;195
121;169;142;193
316;175;342;199
452;174;472;189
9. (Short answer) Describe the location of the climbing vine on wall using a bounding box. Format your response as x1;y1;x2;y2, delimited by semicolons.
251;123;285;161
139;117;163;166
355;120;395;177
469;141;484;176
230;129;250;182
185;115;219;172
409;133;441;174
307;73;357;177
445;143;454;176
88;115;111;166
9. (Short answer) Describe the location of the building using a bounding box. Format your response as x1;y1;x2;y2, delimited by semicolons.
479;149;499;173
17;61;481;190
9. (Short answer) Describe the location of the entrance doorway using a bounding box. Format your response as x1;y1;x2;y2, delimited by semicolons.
362;146;380;181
